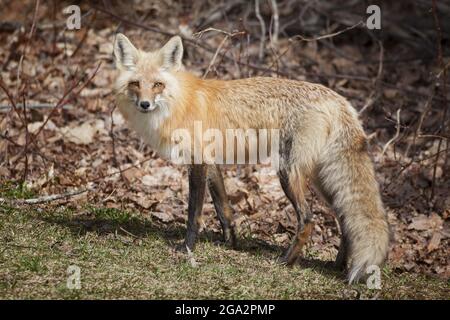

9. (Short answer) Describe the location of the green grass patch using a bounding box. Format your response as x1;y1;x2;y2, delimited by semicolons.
0;203;448;299
0;181;35;200
88;207;134;225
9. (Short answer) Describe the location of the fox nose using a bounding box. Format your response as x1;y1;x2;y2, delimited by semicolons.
140;101;150;109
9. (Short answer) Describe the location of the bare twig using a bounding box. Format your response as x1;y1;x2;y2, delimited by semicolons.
290;21;364;42
404;87;436;158
88;157;154;183
269;0;279;47
31;63;102;143
0;188;91;205
0;104;73;112
255;0;266;62
203;36;229;78
16;0;40;96
71;10;97;58
10;63;101;168
0;79;25;126
193;27;244;39
431;0;449;199
359;40;384;114
21;89;29;183
109;104;130;187
381;109;402;158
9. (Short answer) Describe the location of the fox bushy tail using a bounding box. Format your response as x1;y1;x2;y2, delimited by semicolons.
317;137;390;284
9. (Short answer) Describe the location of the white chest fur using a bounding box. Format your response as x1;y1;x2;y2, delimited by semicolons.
118;102;172;160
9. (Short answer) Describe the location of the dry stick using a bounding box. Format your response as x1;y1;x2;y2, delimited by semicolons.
88;157;154;183
71;10;97;58
0;188;91;205
269;0;279;47
193;28;245;78
0;104;73;112
255;0;266;62
93;5;251;71
431;0;449;200
194;27;244;38
383;147;449;193
381;109;402;158
404;88;436;158
203;36;229;78
267;10;280;76
0;80;49;158
359;40;384;114
109;104;130;187
16;0;40;97
290;21;364;42
11;63;101;166
32;63;102;144
21;89;29;183
0;132;53;165
263;21;365;77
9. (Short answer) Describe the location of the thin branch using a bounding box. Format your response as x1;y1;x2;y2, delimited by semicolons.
255;0;266;62
0;188;91;205
16;0;40;96
194;27;244;39
381;109;402;157
359;40;384;114
0;79;25;126
290;21;363;42
31;63;102;143
203;36;229;78
431;0;449;199
269;0;279;46
0;104;73;112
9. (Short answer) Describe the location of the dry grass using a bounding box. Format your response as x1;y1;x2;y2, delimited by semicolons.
0;185;448;299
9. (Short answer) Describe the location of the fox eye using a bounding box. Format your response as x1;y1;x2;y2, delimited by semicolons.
128;81;140;88
153;82;164;88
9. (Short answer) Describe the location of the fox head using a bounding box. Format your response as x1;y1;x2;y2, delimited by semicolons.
113;33;184;114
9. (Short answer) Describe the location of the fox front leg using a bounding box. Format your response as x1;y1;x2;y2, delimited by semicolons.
207;165;237;248
183;164;208;251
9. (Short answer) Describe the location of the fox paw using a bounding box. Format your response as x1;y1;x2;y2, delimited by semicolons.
175;242;193;253
277;250;301;266
224;230;238;249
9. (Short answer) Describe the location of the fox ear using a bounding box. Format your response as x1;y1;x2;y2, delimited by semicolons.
114;33;139;70
160;36;183;70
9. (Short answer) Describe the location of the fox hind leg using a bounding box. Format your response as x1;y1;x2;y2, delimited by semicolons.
278;167;313;266
335;233;348;270
207;165;237;247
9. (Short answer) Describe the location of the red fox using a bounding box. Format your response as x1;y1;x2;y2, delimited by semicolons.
113;33;390;283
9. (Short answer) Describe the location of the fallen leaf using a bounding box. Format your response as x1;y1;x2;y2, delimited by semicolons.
408;213;443;231
27;120;56;134
151;211;173;223
427;232;442;252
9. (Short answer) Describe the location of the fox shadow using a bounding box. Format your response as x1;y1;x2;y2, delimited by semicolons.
42;212;343;280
